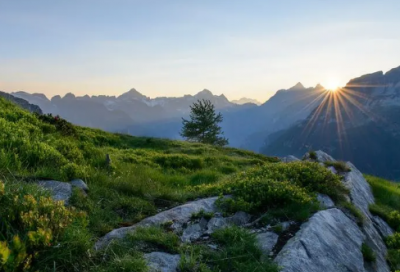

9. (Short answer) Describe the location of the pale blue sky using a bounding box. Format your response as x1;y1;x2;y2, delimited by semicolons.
1;0;399;102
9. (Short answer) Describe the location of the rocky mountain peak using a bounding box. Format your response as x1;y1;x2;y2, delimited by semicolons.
315;83;324;90
195;89;214;98
289;82;306;90
118;88;147;100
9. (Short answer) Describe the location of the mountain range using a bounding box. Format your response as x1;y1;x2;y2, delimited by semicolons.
4;65;400;179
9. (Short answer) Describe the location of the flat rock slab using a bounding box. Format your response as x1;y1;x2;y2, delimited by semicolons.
95;196;219;249
275;208;365;272
37;180;72;205
144;252;180;272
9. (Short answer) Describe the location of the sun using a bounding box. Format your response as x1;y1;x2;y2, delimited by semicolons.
324;78;341;91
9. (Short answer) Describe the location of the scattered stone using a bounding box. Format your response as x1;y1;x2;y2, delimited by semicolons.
206;217;228;234
317;193;335;209
207;244;218;250
275;208;365;272
256;232;279;255
144;252;180;272
70;179;89;193
37;180;72;205
199;217;208;229
227;211;252;226
181;224;203;243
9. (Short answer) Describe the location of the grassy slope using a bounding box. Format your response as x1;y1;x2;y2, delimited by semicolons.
366;175;400;270
0;97;351;272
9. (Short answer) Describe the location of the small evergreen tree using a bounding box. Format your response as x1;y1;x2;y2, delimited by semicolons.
181;99;229;146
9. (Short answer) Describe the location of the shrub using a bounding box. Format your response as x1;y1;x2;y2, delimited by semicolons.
0;179;87;271
324;161;351;173
154;154;204;171
36;113;77;137
191;210;214;220
386;233;400;270
308;150;317;160
361;243;376;263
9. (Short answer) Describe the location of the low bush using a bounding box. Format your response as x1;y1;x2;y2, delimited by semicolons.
0;179;88;271
324;161;351;173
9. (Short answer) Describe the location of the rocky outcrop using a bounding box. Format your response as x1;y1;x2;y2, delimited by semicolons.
95;197;220;249
343;161;390;272
0;91;43;114
275;208;365;272
274;151;391;272
281;155;300;162
144;252;180;272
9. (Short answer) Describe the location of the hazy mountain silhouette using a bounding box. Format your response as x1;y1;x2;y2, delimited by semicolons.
263;65;400;180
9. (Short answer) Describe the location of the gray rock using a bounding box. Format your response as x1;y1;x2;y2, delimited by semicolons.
317;193;335;209
199;217;208;229
181;224;203;242
37;180;72;205
275;208;365;272
372;216;394;238
206;217;228;234
256;232;279;255
327;166;337;175
343;162;390;272
282;155;300;162
144;252;180;272
227;211;252;226
70;179;89;193
95;196;219;249
304;150;336;162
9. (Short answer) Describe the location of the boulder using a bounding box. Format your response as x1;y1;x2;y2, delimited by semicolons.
95;197;219;249
256;232;279;255
317;193;335;209
275;208;365;272
70;179;89;193
144;252;180;272
37;180;72;205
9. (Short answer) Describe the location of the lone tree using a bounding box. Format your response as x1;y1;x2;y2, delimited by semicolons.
181;99;228;146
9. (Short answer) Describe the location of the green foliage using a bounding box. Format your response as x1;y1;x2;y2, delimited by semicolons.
386;233;400;270
191;210;215;220
125;227;180;253
197;161;347;221
324;161;351;173
308;150;317;160
181;99;228;146
366;175;400;270
210;226;279;272
0;179;88;271
361;243;376;263
338;201;365;226
35;113;77;137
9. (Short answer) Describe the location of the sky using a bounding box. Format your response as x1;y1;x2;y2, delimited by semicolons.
1;0;400;102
